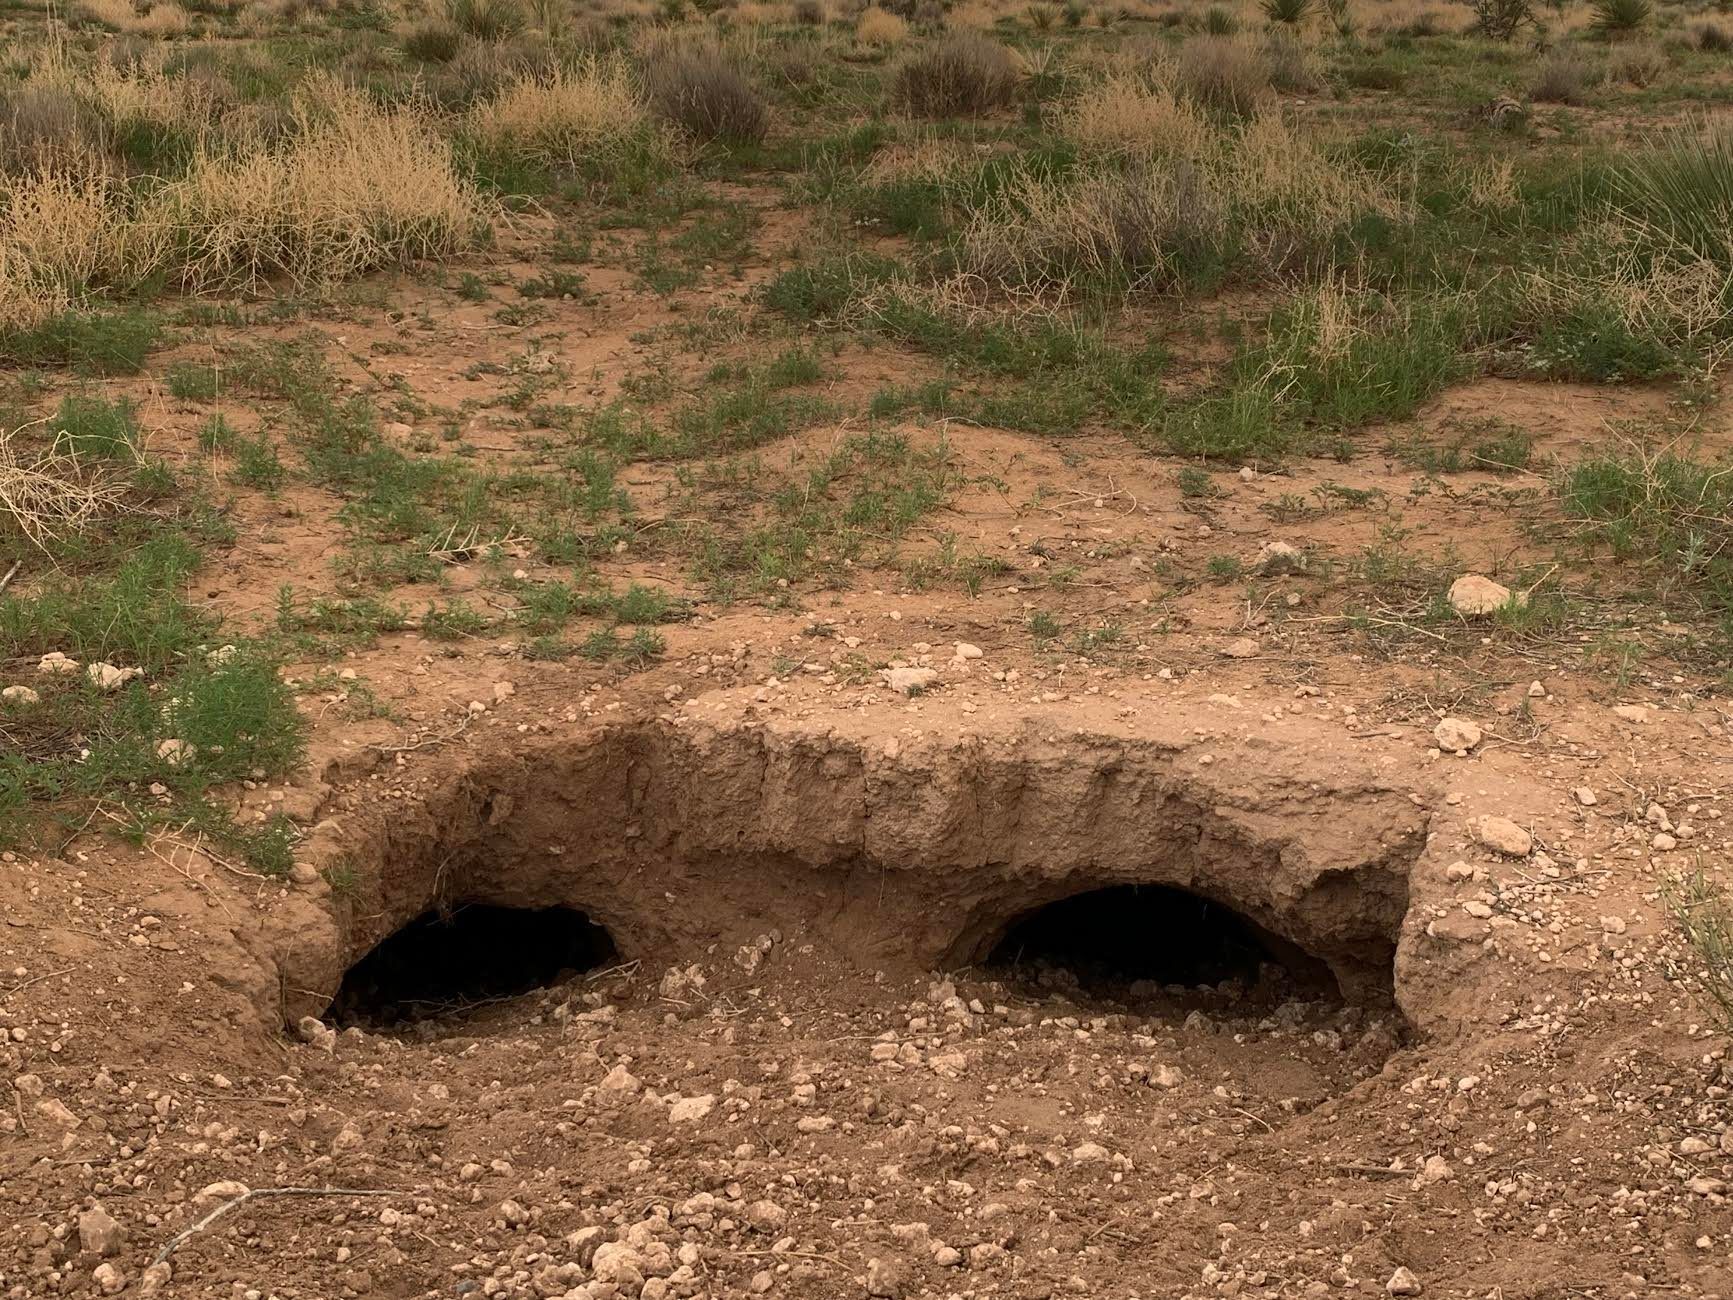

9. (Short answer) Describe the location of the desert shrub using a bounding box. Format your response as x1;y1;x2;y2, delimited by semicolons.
1323;0;1355;36
1608;39;1668;85
1617;121;1733;270
1530;46;1598;103
1201;4;1239;33
0;87;110;175
0;170;154;332
165;81;486;291
1174;35;1271;118
1462;0;1533;40
1590;0;1650;35
893;34;1021;116
1263;28;1320;91
446;0;523;38
963;112;1402;292
403;21;465;61
1063;74;1213;162
1696;20;1733;51
856;4;908;44
645;42;769;144
470;56;667;172
1260;0;1312;23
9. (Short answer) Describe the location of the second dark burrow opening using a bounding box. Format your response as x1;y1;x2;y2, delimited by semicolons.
328;903;618;1028
985;883;1338;1003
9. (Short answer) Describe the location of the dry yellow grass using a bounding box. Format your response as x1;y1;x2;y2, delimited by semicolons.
168;86;485;291
76;0;193;33
0;169;151;330
855;5;908;45
469;56;666;171
1062;73;1211;164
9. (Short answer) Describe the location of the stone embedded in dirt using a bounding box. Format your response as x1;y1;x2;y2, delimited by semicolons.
1527;680;1546;697
668;1094;715;1124
288;863;319;886
1652;832;1678;852
1447;574;1519;616
953;642;983;661
137;1263;172;1297
1462;901;1493;919
1386;1266;1423;1295
933;1244;963;1267
1218;637;1260;659
1601;915;1628;935
1416;1155;1453;1185
86;662;143;692
497;1199;531;1228
36;651;78;675
599;1064;642;1094
1573;787;1597;807
865;1257;905;1298
1432;717;1482;752
78;1204;126;1257
91;1263;126;1295
1613;704;1649;723
296;1016;337;1053
1469;815;1531;857
881;666;938;695
1070;1141;1110;1165
1254;541;1305;574
1;685;39;705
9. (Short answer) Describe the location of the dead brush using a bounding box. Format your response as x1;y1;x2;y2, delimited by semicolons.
469;55;668;170
1173;34;1272;118
1061;73;1212;164
892;34;1021;116
165;81;487;292
0;419;132;552
643;40;770;144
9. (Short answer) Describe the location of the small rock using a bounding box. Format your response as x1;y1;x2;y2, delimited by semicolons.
1573;787;1597;807
599;1064;642;1093
953;642;983;661
1613;704;1649;723
1463;901;1493;919
1469;815;1531;857
1600;915;1627;935
195;1180;249;1203
138;1263;173;1296
497;1199;531;1227
1;685;40;705
1218;637;1260;659
35;1098;78;1128
92;1263;126;1295
1432;717;1482;752
669;1094;715;1124
1652;832;1678;852
1070;1141;1110;1165
1527;680;1545;697
881;666;938;696
36;651;79;675
1448;574;1518;616
288;863;320;886
86;662;142;691
1387;1266;1423;1296
78;1204;126;1257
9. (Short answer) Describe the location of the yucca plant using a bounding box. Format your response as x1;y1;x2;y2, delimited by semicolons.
1618;122;1733;269
1324;0;1356;36
1261;0;1314;24
1202;4;1239;33
1590;0;1651;35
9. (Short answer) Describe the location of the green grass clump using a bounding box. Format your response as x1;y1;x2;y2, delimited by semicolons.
0;311;158;375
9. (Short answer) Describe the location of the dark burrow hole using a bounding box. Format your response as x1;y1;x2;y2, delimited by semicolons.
986;885;1338;1006
329;904;617;1028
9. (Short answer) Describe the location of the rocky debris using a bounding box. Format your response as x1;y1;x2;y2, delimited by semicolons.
91;1263;126;1294
0;685;39;705
1432;717;1482;752
1218;637;1260;659
600;1063;642;1093
36;651;78;674
86;661;143;691
1469;814;1532;857
881;666;938;696
77;1204;126;1257
1447;574;1519;616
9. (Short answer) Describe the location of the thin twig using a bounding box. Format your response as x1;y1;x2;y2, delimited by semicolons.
0;558;20;595
151;1187;399;1268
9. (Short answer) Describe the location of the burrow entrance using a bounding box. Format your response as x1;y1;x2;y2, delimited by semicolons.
984;884;1340;1006
328;904;617;1027
289;720;1431;1035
